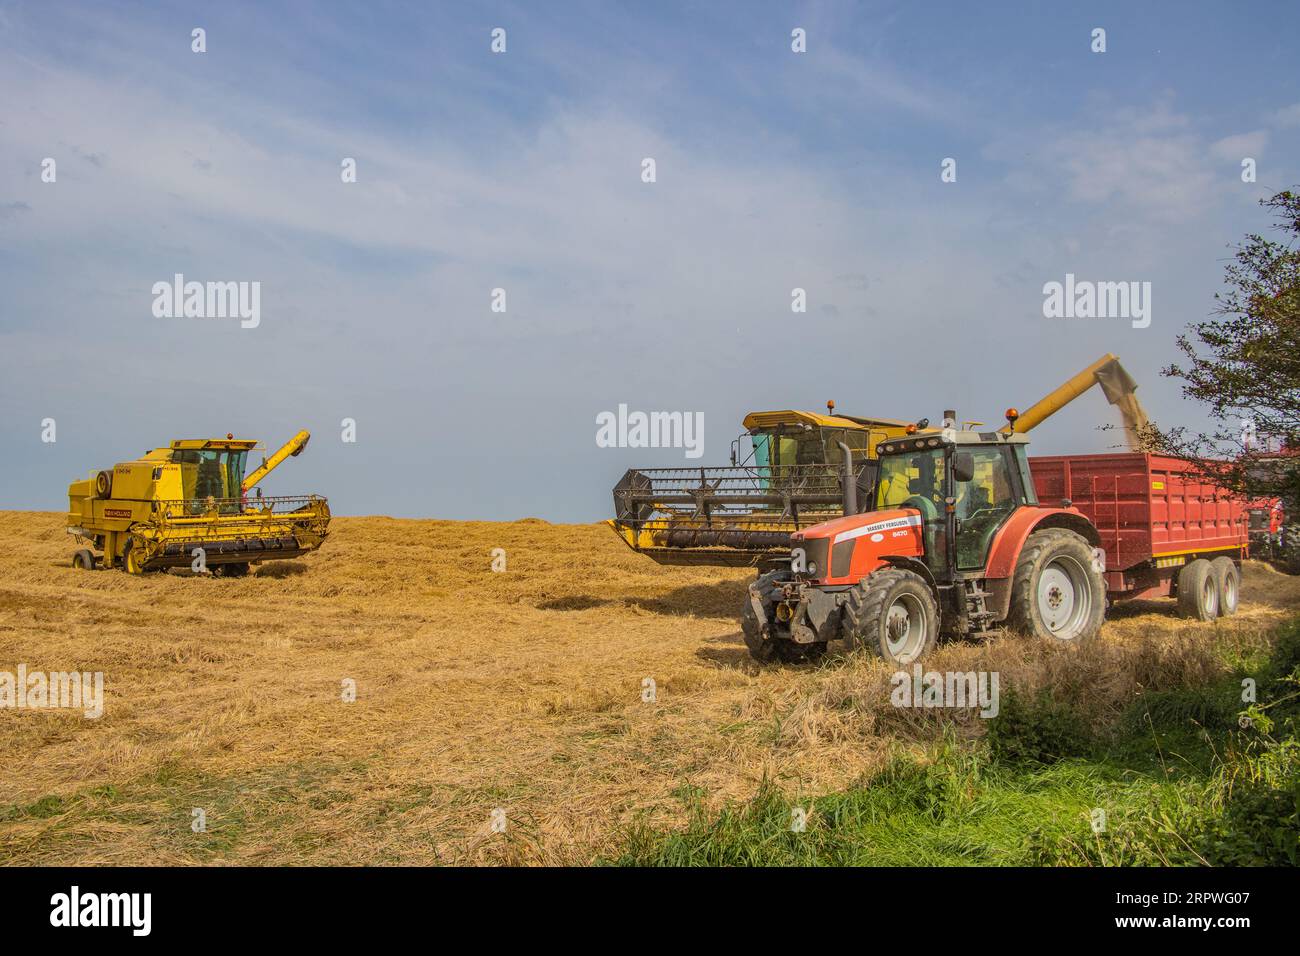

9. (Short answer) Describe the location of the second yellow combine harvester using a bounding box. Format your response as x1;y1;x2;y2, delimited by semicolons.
67;430;330;576
608;354;1148;567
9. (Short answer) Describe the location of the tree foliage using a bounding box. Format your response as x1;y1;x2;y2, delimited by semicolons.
1157;189;1300;503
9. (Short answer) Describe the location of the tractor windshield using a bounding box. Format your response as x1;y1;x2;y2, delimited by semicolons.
876;449;943;509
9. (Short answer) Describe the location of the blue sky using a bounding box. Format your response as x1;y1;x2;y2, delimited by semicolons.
2;0;1298;519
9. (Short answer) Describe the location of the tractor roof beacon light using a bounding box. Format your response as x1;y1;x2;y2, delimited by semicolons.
827;400;835;415
1005;408;1020;431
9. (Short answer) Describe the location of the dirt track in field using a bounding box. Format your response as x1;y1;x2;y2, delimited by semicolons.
2;510;1299;865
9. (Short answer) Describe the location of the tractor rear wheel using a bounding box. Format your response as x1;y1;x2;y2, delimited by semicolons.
842;568;938;666
1007;529;1105;646
741;571;826;665
1176;558;1219;620
1210;557;1239;617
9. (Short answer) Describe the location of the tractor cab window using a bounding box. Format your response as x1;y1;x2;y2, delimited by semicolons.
875;449;943;509
954;446;1021;570
875;448;948;573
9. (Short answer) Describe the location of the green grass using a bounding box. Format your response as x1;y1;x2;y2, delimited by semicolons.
612;623;1300;867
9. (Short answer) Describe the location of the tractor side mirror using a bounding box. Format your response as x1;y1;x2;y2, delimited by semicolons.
953;452;976;484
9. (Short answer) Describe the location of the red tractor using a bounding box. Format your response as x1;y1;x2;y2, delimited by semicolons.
743;413;1245;666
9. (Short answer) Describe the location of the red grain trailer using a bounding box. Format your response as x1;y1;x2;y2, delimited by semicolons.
1029;452;1248;618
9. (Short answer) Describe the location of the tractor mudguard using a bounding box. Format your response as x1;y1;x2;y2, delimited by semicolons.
984;507;1101;581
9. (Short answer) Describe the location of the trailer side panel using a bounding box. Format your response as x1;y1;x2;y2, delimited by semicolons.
1029;453;1247;586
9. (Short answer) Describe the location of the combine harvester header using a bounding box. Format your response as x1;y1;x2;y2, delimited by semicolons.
608;354;1148;567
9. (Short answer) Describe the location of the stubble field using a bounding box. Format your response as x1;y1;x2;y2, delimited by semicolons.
2;510;1297;865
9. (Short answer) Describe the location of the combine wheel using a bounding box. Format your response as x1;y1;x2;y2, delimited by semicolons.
1007;529;1105;646
71;549;96;570
1210;557;1239;617
121;537;149;575
741;571;825;665
1176;559;1219;621
842;568;938;666
217;562;251;578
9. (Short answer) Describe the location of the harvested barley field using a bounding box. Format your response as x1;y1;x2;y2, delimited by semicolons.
2;510;1299;865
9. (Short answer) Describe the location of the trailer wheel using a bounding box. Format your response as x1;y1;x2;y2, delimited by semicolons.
1007;529;1105;646
1279;523;1300;575
1176;559;1218;620
1176;559;1219;620
1209;557;1239;616
843;568;938;666
741;572;825;665
72;549;96;570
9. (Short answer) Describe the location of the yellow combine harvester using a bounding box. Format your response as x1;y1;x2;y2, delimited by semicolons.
608;354;1147;567
610;409;916;566
67;430;330;576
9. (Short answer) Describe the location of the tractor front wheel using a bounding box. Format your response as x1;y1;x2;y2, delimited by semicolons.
842;568;938;666
1007;529;1105;646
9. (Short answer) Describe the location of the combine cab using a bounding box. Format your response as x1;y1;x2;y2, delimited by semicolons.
66;430;330;575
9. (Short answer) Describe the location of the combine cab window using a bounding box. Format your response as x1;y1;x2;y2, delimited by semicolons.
823;428;870;466
171;448;248;509
752;426;871;470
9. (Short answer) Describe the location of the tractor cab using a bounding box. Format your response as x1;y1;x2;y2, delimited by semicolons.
871;427;1038;580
